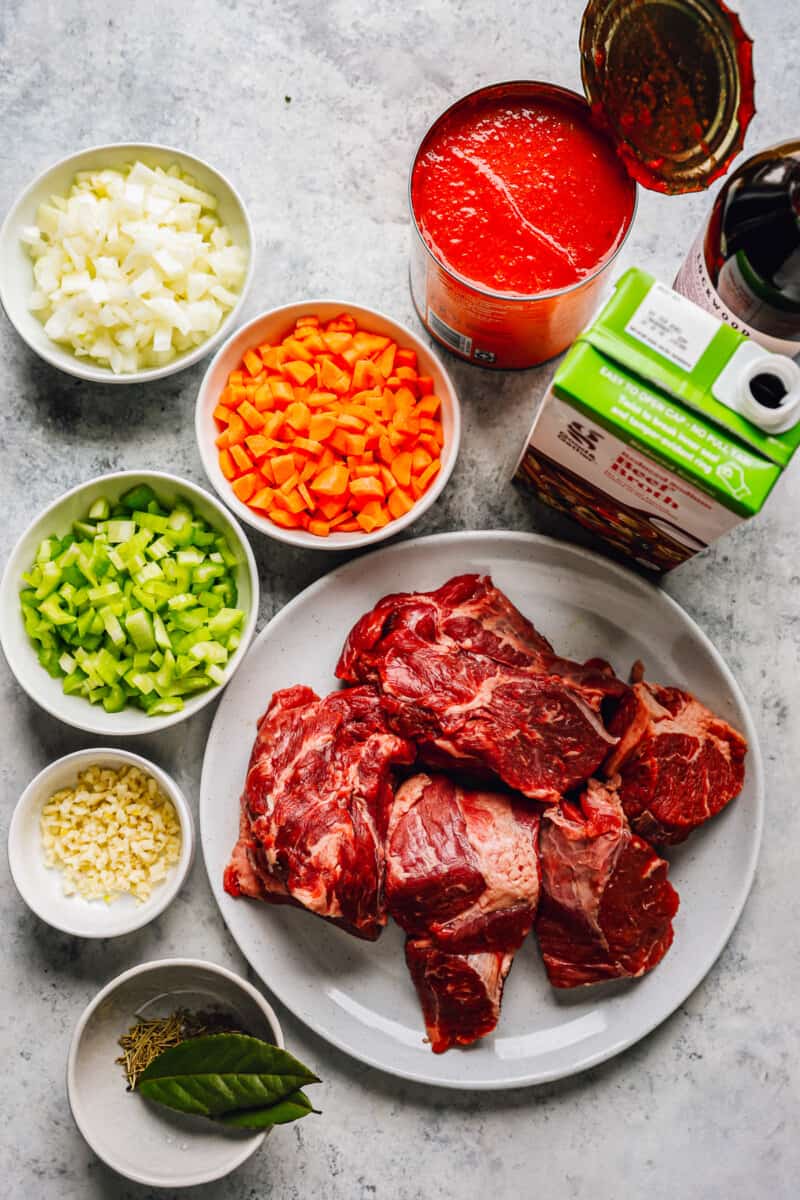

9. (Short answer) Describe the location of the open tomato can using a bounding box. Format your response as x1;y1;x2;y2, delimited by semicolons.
408;1;754;370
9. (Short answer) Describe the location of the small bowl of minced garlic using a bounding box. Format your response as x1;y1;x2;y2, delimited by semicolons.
8;747;193;936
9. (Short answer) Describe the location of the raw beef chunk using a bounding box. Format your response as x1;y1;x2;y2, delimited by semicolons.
536;778;679;988
605;680;747;845
385;773;540;953
337;573;627;802
224;684;415;940
385;773;540;1050
405;938;513;1054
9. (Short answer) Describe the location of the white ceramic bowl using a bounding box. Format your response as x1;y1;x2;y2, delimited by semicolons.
0;142;254;384
0;470;259;735
195;299;461;550
8;747;194;938
67;959;284;1188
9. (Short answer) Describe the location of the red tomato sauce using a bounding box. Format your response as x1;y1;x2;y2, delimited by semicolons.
411;91;635;296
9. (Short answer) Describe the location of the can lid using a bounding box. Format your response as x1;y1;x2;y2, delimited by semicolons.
580;0;755;194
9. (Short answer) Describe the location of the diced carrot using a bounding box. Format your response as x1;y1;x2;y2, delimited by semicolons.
379;466;397;493
307;390;338;409
412;446;433;474
336;520;362;533
283;489;308;515
218;449;237;480
213;404;234;425
309;412;337;441
285;402;311;432
249;486;275;511
245;434;270;460
344;433;367;456
282;337;314;363
395;348;417;369
243;349;263;377
295;330;326;355
320;357;352;395
300;459;319;483
260;459;276;485
378;435;395;464
230;444;254;473
310;464;350;496
269;508;303;528
228;370;246;386
374;343;397;377
391;452;413;488
329;509;354;528
394;386;417;414
353;331;390;356
317;447;336;471
232;473;258;503
272;453;296;486
229;384;247;405
216;411;247;448
329;429;351;455
238;400;266;430
316;498;346;521
321;332;353;354
293;436;324;456
297;481;314;510
326;313;357;332
278;471;300;495
308;519;331;537
284;360;316;387
253;384;274;412
418;459;441;490
295;315;320;329
338;412;366;432
353;464;381;479
269;378;295;406
387;487;415;519
350;476;385;501
419;433;441;456
352;359;384;391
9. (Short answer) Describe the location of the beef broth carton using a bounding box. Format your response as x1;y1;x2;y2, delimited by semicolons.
514;268;800;570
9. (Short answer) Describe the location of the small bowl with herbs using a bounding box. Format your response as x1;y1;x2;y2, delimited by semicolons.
67;958;321;1188
0;470;258;734
8;747;193;938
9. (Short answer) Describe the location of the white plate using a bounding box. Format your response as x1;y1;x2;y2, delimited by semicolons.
199;532;763;1089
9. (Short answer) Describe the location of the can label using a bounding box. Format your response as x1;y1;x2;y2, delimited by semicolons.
426;306;473;358
675;228;800;358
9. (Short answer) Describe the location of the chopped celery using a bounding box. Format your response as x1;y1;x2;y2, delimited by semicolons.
20;484;246;716
88;497;111;520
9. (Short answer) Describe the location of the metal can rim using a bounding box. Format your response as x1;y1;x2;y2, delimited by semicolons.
407;80;639;306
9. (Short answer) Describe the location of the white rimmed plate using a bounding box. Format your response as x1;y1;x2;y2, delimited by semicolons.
199;531;763;1089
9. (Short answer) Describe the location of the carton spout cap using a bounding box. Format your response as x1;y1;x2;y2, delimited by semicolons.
737;354;800;433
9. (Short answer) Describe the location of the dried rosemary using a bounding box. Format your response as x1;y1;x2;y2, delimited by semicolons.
116;1008;245;1090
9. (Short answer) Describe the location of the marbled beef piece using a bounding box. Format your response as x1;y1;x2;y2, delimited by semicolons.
337;573;628;802
536;778;679;988
224;684;415;940
605;680;747;844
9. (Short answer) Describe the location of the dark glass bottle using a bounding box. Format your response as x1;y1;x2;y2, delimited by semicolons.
675;141;800;357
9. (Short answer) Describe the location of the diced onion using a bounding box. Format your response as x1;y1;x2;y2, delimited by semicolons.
24;161;248;374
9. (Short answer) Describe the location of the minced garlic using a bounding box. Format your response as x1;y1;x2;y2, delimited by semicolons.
40;764;181;903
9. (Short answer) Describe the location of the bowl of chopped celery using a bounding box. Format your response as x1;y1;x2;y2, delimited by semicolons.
0;470;259;734
0;143;254;382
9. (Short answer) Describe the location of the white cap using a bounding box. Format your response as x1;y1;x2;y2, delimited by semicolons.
736;352;800;433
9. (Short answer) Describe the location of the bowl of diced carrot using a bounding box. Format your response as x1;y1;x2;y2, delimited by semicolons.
194;301;461;548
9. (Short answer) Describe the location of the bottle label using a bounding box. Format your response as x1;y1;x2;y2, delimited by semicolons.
675;228;800;359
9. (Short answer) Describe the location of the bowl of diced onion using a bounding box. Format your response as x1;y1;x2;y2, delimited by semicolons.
0;143;254;383
8;747;194;938
0;470;259;735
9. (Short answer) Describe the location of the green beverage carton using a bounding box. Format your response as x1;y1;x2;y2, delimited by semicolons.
514;267;800;571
